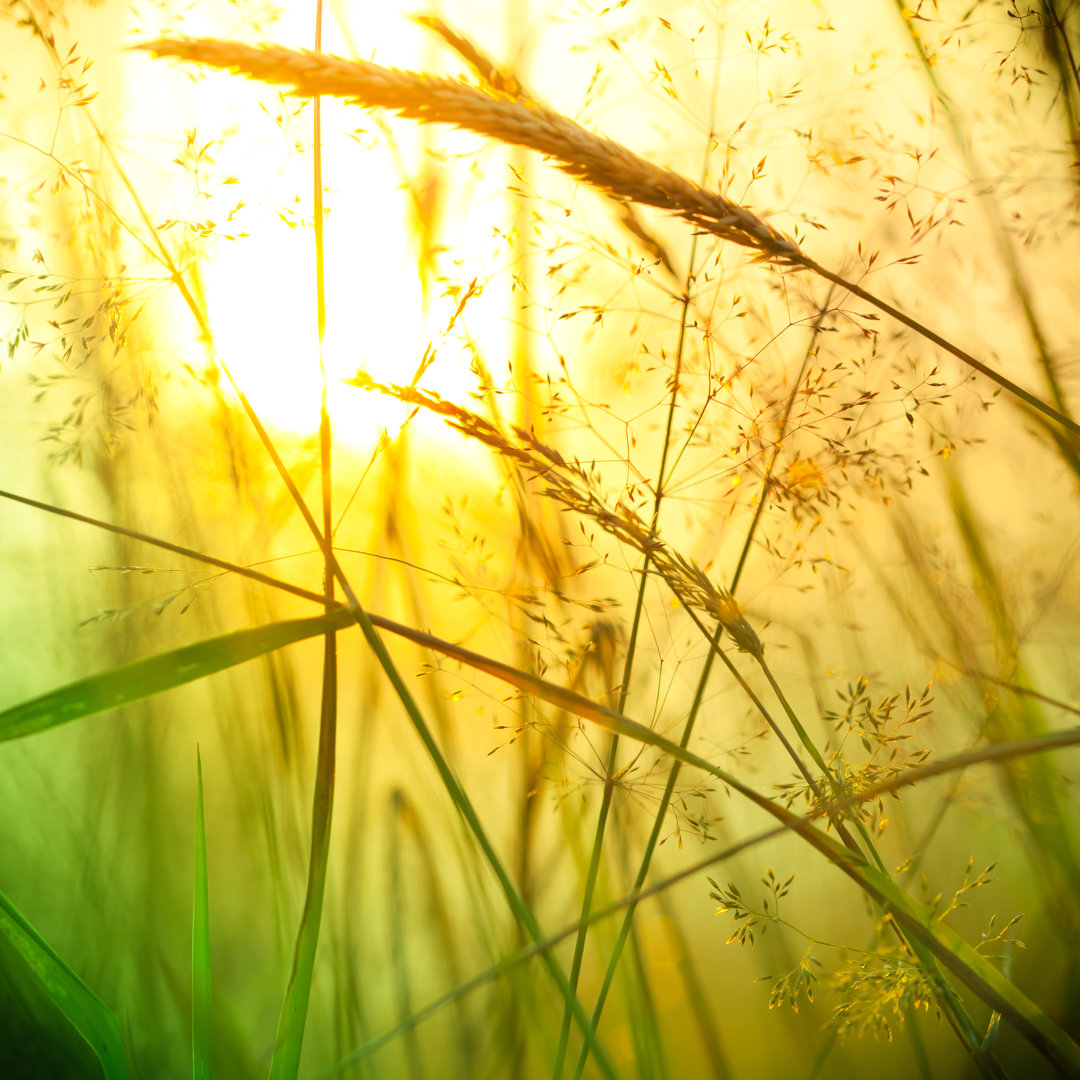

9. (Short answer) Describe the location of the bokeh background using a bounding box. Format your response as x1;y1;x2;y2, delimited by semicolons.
1;1;1079;1077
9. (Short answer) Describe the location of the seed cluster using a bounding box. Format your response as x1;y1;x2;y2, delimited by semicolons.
137;37;803;263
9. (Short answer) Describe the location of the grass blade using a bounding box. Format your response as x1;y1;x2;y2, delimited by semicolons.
267;634;338;1080
0;885;132;1080
193;749;212;1080
0;611;355;743
267;14;341;1071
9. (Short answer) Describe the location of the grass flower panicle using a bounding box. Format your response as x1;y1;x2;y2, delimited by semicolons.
348;372;765;658
1;8;1079;1080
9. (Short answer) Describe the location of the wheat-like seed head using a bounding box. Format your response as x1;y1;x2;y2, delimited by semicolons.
348;372;765;659
137;37;802;263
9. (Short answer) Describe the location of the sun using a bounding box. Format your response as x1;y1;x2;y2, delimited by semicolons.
194;108;490;449
128;7;513;452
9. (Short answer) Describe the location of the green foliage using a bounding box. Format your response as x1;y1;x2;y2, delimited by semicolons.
0;887;130;1079
777;678;935;836
192;749;213;1080
830;949;938;1042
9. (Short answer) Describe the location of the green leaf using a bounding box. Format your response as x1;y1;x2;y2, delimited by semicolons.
0;885;132;1080
267;633;338;1080
0;610;356;743
193;749;212;1080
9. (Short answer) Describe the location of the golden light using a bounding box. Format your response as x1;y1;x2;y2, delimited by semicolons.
124;4;519;450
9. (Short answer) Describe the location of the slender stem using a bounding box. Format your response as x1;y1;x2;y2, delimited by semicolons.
0;486;334;608
798;256;1080;437
730;295;834;593
556;174;704;1080
570;299;831;1080
317;724;1080;1080
268;8;339;1076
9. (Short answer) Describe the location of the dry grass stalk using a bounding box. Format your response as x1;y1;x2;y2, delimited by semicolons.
349;372;764;659
136;37;802;263
414;16;682;280
412;15;525;99
137;38;1080;438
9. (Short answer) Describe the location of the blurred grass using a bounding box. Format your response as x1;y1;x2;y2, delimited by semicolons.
193;749;212;1080
1;2;1080;1079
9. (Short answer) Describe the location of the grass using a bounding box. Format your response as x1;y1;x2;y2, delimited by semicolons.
1;1;1080;1078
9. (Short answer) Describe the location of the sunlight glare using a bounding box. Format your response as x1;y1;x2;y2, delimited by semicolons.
128;4;513;451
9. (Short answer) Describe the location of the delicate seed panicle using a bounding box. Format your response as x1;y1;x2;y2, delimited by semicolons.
349;373;764;658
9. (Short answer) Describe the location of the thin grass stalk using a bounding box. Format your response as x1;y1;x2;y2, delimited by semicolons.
137;36;1080;438
315;727;1080;1079
553;223;701;1080
0;488;336;609
329;694;375;1080
654;890;732;1080
559;147;713;1078
889;0;1078;438
506;35;547;1080
729;298;833;592
268;636;338;1080
754;660;882;860
550;721;619;1078
570;300;831;1080
268;10;339;1075
567;623;723;1080
192;749;212;1080
616;847;668;1080
387;792;424;1080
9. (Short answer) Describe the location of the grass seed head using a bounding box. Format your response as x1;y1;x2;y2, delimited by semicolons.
137;37;803;263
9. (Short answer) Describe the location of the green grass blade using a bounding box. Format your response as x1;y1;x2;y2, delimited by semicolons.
0;610;355;743
193;749;212;1080
346;602;619;1080
268;632;338;1080
0;885;132;1080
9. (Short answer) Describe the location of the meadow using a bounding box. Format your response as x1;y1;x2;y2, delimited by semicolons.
1;1;1079;1077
